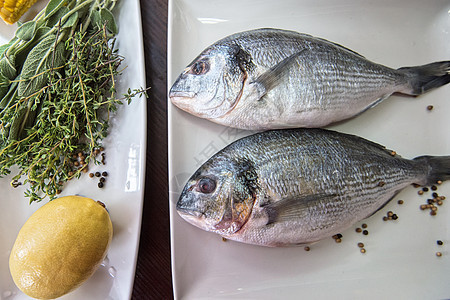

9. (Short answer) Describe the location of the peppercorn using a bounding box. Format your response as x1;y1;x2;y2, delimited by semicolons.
431;185;437;191
102;171;108;177
392;214;398;220
383;216;388;221
360;248;366;254
89;173;95;178
355;228;362;233
437;180;442;185
304;246;310;251
397;200;404;205
361;223;367;229
437;240;443;246
387;211;393;217
420;204;427;210
100;177;106;183
95;172;101;177
430;210;437;216
432;192;438;198
427;105;433;111
362;230;369;235
98;182;104;188
436;252;442;257
422;187;429;192
418;190;424;195
357;242;364;248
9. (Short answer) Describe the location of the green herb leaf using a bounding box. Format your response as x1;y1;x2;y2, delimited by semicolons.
44;0;67;19
0;40;13;58
15;21;37;41
0;73;10;103
100;8;118;35
62;11;78;29
18;34;62;98
45;6;69;28
0;54;16;80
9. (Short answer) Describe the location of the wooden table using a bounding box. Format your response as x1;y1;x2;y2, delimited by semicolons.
132;1;173;298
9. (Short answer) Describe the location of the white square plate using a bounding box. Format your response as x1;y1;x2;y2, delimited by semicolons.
168;1;450;299
0;0;146;299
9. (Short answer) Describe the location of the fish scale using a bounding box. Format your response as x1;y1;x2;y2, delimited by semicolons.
170;28;449;129
176;128;450;247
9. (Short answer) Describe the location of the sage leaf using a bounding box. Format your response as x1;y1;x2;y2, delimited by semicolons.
100;8;118;35
15;21;37;41
0;73;10;103
44;0;66;19
90;9;101;28
0;40;13;58
0;55;16;80
0;80;18;110
45;6;69;28
62;11;78;29
18;34;66;98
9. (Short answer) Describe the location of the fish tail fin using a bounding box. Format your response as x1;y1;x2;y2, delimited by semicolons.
413;155;450;186
397;61;450;95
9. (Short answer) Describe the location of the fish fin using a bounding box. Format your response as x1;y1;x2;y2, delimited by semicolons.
363;191;401;219
253;49;308;99
313;36;366;58
397;61;450;95
413;155;450;186
263;193;336;225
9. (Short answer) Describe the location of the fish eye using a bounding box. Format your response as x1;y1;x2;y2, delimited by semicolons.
190;61;209;75
197;178;216;194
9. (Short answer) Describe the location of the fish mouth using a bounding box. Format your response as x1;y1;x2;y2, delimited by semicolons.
176;207;209;229
169;91;196;101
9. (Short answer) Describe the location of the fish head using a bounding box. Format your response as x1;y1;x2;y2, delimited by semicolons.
169;44;252;119
176;157;258;236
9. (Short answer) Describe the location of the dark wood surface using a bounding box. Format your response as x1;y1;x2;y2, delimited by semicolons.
132;1;172;299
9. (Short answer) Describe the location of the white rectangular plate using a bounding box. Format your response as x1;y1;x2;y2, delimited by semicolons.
168;1;450;299
0;0;146;299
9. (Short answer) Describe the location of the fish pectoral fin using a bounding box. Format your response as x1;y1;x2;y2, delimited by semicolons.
253;49;308;100
262;193;336;225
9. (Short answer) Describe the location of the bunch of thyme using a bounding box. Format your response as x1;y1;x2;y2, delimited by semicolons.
0;1;146;203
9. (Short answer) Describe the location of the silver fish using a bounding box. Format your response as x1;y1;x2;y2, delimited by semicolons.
176;128;450;247
170;28;450;130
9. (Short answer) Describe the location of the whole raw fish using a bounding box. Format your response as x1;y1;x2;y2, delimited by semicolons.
170;28;450;130
176;128;450;247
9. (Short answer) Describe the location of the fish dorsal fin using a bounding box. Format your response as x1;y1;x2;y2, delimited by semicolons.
317;37;365;58
263;193;336;225
253;49;307;99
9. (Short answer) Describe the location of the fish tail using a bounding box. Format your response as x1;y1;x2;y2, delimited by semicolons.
413;155;450;186
397;61;450;95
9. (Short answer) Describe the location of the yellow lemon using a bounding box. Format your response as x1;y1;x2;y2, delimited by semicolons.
9;195;113;299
